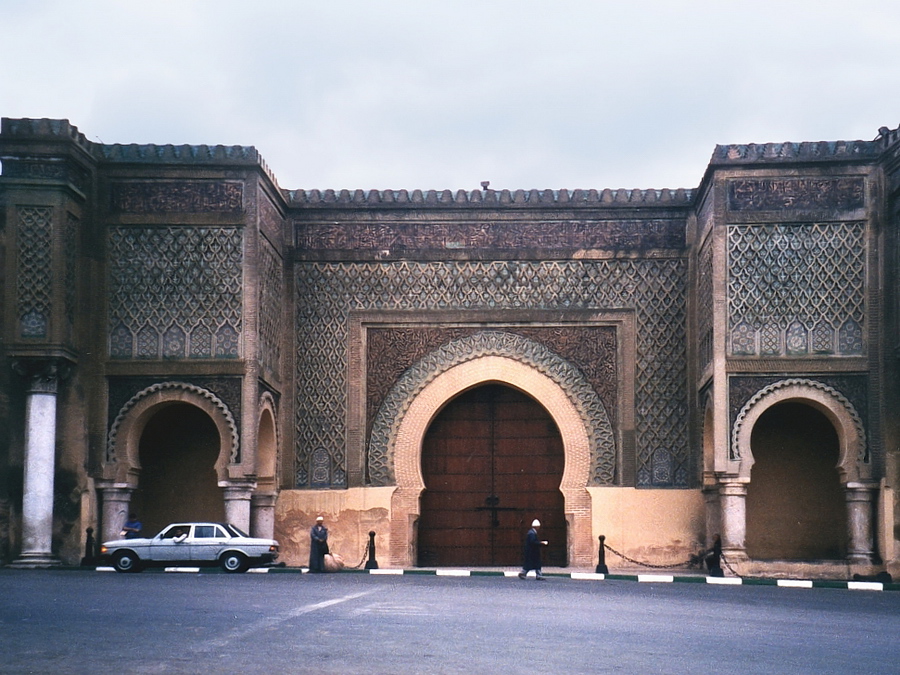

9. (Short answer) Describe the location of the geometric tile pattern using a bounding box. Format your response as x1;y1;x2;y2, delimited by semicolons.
107;227;243;359
727;222;866;356
697;237;713;370
16;206;53;339
258;237;283;379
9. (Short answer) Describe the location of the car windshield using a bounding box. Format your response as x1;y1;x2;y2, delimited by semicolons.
222;523;248;538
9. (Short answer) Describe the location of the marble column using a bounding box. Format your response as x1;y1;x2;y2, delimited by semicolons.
718;480;749;561
846;482;877;564
10;361;61;567
221;482;255;533
702;485;722;547
97;483;134;543
250;492;277;540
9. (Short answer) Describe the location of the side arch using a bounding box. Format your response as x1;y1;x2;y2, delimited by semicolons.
106;381;239;486
732;378;869;484
386;354;596;568
256;391;279;489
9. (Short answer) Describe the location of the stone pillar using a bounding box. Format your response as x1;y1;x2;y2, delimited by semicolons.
96;483;134;543
10;361;61;567
250;492;277;540
846;482;877;564
702;482;721;546
221;482;255;533
718;480;748;561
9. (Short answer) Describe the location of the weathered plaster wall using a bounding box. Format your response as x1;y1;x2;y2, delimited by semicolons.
587;487;705;567
274;487;394;567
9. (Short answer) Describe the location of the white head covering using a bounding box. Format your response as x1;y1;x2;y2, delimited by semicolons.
316;516;324;522
531;519;541;527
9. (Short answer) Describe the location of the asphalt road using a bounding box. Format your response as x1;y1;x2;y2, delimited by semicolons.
1;569;898;674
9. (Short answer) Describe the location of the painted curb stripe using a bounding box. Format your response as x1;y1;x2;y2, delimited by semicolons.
638;574;674;583
777;579;814;588
847;581;883;591
571;572;606;581
706;576;743;585
436;569;470;577
369;568;404;575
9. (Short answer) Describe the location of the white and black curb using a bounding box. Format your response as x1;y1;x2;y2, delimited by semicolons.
93;565;897;590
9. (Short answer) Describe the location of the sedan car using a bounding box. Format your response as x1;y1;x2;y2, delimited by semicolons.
100;522;279;573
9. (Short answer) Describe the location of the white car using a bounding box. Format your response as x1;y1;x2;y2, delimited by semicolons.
100;522;279;573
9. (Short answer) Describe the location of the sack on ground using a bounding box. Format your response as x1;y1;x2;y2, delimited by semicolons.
323;552;344;572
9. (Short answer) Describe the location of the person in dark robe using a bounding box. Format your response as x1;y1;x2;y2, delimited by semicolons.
308;516;329;573
705;534;723;577
518;519;548;580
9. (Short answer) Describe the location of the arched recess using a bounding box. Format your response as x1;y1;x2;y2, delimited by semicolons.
256;392;279;491
387;355;595;568
729;378;876;564
251;391;279;539
732;378;868;484
106;381;239;486
745;402;846;559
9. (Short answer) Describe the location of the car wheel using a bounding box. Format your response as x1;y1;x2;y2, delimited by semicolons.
113;550;142;573
220;551;248;573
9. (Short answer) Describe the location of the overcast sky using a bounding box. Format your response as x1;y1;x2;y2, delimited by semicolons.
3;1;900;191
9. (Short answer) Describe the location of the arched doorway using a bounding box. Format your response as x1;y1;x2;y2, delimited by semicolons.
130;403;225;535
745;401;846;559
417;384;566;567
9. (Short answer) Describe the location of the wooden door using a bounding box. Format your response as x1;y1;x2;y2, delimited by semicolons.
418;385;566;567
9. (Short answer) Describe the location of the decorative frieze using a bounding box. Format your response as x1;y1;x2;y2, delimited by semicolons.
109;181;243;214
727;177;865;212
297;219;685;252
1;158;90;193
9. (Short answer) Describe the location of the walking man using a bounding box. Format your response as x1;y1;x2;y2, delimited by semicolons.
518;519;548;580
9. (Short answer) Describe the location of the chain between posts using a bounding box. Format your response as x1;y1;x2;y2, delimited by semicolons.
602;539;739;576
602;541;697;570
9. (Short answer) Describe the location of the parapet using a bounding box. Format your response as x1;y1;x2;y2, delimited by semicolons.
1;117;278;186
285;187;695;208
710;139;881;165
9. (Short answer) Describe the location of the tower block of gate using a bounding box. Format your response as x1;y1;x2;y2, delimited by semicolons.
697;137;899;576
0;117;898;579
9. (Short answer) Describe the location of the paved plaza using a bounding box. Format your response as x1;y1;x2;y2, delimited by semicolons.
2;568;898;674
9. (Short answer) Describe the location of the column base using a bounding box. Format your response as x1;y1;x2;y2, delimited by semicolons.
8;552;61;568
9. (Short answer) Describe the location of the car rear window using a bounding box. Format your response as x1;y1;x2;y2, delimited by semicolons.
223;524;248;538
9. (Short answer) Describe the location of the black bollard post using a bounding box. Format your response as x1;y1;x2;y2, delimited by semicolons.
81;527;96;567
595;535;609;574
364;530;379;569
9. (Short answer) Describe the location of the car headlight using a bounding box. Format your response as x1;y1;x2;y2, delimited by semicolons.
269;545;278;552
100;545;108;554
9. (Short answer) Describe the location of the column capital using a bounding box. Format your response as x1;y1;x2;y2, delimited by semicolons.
10;356;72;394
